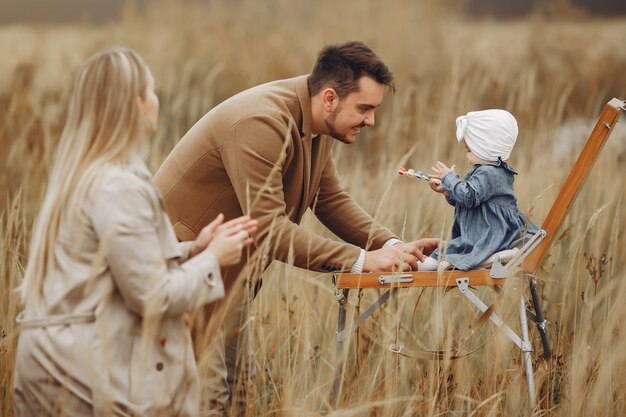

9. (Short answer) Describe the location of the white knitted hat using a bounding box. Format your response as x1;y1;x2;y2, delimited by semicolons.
455;109;518;162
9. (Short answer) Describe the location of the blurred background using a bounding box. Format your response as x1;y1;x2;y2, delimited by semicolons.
2;0;626;23
1;1;626;416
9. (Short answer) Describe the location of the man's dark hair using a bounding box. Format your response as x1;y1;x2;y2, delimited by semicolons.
308;41;395;98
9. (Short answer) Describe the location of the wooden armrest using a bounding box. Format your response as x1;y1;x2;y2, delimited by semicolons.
334;269;501;289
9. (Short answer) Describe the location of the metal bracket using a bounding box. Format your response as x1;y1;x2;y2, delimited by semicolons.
456;278;532;352
332;275;347;305
389;344;403;354
536;319;548;333
502;229;547;273
334;288;347;305
525;309;549;332
489;259;508;279
378;274;414;285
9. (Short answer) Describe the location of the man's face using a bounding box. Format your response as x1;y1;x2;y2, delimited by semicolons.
464;141;481;165
324;76;384;144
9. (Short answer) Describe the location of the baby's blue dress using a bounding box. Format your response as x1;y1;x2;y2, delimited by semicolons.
431;159;539;270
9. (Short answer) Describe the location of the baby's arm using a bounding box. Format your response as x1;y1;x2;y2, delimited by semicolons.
430;161;455;205
441;167;496;208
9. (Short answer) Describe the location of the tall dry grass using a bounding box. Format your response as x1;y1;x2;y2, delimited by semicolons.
1;1;626;415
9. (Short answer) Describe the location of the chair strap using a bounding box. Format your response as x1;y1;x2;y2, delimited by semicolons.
338;288;497;360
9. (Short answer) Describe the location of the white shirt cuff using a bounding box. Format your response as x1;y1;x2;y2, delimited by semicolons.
383;238;403;248
351;249;366;273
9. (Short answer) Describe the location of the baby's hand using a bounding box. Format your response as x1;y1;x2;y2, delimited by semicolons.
431;161;456;179
429;178;445;193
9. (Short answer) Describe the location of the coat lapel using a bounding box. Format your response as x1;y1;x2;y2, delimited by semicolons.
295;76;313;220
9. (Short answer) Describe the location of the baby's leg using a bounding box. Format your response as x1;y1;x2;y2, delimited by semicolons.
417;256;439;271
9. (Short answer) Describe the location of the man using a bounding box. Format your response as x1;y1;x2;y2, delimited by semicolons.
154;40;438;415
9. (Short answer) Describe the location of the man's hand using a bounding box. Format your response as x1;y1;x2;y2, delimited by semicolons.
362;238;440;272
404;238;439;257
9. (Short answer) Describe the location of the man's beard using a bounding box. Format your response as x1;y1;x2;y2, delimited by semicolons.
324;105;364;144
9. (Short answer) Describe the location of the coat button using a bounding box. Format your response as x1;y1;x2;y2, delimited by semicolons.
156;362;164;371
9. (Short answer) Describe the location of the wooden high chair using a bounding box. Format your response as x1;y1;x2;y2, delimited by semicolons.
330;98;625;407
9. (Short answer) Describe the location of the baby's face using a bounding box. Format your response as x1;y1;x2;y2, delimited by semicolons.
464;141;481;165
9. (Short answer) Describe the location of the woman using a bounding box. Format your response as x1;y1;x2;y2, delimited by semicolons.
13;48;257;416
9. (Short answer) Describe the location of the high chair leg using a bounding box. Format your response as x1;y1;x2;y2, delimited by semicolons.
529;278;551;359
331;289;349;406
519;295;537;408
457;278;536;406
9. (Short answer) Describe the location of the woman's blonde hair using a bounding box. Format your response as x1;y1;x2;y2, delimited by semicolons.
20;47;150;303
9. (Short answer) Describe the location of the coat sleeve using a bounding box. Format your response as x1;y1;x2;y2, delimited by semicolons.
441;167;496;208
221;115;361;272
310;147;396;249
91;171;224;317
177;241;194;263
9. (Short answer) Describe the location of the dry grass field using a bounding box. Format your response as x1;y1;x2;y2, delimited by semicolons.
2;1;626;415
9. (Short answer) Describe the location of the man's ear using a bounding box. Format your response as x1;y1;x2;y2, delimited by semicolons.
322;88;338;113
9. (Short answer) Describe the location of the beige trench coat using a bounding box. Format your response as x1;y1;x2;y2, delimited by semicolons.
13;158;224;416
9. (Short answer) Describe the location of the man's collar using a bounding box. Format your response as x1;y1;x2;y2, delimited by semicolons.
295;75;312;138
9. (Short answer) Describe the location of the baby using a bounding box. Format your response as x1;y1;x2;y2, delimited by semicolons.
419;109;539;271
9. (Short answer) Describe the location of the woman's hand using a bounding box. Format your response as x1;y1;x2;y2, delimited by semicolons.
190;214;225;258
206;216;258;267
191;215;257;260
